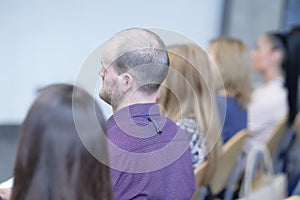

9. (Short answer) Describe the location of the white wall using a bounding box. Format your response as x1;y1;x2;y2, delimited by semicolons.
0;0;224;124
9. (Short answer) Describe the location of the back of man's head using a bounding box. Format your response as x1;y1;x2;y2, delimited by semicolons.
103;28;169;95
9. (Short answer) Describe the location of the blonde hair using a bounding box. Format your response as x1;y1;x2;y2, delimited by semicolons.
209;37;252;109
158;43;222;181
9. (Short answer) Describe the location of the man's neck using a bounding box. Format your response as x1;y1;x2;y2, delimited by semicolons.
113;91;157;113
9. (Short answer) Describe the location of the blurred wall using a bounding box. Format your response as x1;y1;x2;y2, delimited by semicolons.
0;0;224;182
222;0;285;48
220;0;285;85
0;0;224;125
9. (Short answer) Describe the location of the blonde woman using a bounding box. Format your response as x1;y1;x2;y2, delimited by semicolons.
208;37;252;143
158;43;222;175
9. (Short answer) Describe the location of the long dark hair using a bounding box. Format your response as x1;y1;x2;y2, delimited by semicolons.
285;26;300;124
266;31;300;125
11;84;113;200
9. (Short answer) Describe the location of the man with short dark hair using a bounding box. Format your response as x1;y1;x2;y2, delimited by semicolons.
99;28;196;199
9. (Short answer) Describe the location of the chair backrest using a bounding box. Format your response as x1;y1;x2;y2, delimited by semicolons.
209;129;248;194
194;161;208;187
284;195;300;200
265;117;288;157
293;113;300;145
191;161;208;200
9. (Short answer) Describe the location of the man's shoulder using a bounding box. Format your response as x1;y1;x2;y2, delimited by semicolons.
106;114;180;132
105;115;188;148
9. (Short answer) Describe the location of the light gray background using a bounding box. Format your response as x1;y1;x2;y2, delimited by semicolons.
0;0;289;182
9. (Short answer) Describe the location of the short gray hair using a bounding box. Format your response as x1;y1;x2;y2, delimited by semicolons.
107;28;169;94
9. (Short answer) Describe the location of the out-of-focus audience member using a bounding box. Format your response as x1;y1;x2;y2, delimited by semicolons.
100;28;196;199
158;43;222;175
11;84;113;200
284;26;300;125
247;32;288;148
208;37;252;143
283;25;300;195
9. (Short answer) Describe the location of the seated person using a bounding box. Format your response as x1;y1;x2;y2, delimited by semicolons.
158;43;222;177
208;37;252;143
247;32;288;149
11;84;113;200
99;28;196;199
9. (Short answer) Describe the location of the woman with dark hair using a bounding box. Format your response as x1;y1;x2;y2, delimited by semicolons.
285;26;300;125
11;84;113;200
246;32;288;149
282;26;300;195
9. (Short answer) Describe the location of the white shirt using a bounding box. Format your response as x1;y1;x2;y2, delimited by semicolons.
247;77;288;148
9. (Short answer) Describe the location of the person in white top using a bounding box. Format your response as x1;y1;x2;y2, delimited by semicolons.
247;32;288;149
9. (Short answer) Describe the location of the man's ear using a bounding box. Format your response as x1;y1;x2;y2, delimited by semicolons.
121;73;133;93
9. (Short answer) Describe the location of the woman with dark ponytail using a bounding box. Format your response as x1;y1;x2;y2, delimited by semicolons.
285;26;300;125
283;25;300;195
247;31;288;150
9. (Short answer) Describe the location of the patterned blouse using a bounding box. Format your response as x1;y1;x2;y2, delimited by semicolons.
177;117;207;168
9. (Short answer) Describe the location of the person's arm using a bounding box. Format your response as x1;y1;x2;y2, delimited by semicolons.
0;178;14;200
247;84;279;137
248;97;271;137
0;188;11;200
248;85;288;137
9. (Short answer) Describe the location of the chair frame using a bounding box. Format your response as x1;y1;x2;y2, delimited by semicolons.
265;117;288;158
209;129;248;195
